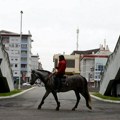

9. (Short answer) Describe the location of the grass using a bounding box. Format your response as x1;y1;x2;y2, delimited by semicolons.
0;89;22;96
92;92;120;101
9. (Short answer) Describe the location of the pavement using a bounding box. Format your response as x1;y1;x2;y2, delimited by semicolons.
91;94;120;103
0;86;120;104
0;87;35;99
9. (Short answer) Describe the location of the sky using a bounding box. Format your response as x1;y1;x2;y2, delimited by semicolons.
0;0;120;71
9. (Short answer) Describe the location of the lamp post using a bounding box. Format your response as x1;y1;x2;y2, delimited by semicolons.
76;28;79;51
18;11;23;89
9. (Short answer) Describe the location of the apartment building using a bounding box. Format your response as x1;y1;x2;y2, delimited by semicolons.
0;30;33;83
31;54;43;70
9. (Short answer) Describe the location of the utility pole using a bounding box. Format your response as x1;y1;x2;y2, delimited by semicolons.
18;11;23;89
76;28;79;51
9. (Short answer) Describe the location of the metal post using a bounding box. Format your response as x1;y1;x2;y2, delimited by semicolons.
76;28;79;51
18;11;23;89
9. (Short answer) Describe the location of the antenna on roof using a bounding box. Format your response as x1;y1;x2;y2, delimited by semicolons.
76;27;79;51
104;39;106;50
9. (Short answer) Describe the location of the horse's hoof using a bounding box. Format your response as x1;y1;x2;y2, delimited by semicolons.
87;105;92;110
72;108;75;111
38;106;41;110
56;107;59;111
88;106;92;110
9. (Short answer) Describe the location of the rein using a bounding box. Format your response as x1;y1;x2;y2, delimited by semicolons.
45;72;55;84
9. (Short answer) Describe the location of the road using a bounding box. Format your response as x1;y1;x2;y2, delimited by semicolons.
0;87;120;120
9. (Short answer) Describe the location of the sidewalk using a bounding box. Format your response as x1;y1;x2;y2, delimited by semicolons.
0;87;35;99
91;94;120;103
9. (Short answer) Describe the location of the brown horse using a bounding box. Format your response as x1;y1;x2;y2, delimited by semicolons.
30;69;92;111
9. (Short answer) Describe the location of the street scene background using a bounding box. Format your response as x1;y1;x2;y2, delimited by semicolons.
0;87;120;120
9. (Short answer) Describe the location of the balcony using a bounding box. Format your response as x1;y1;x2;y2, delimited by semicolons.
21;67;27;71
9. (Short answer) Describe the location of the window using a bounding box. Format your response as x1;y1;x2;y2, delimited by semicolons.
15;72;17;74
15;44;19;47
22;36;28;40
54;59;75;68
11;43;14;47
2;36;9;43
15;64;18;67
98;65;104;71
66;59;75;68
21;51;27;55
95;63;104;72
21;57;27;61
21;64;27;68
21;44;27;48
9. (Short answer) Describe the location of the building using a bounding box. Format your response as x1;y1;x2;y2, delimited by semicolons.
53;54;80;75
31;54;43;70
0;30;33;84
72;43;111;87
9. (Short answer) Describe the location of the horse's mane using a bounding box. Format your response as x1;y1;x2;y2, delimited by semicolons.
36;69;52;74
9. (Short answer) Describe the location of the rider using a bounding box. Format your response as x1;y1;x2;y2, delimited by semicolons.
54;55;66;91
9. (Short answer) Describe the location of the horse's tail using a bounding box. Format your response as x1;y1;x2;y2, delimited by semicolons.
83;77;92;109
83;77;91;100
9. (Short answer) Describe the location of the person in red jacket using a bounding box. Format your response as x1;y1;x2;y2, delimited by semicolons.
55;55;66;91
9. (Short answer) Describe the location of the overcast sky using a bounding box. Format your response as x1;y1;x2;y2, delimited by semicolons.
1;0;120;71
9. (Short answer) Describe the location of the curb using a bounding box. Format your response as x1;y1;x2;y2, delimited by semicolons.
91;94;120;103
0;87;35;99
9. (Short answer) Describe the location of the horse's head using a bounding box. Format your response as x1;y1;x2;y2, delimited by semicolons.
30;70;39;85
30;69;52;85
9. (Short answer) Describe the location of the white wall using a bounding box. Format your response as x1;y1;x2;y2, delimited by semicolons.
31;56;39;70
80;58;94;81
99;38;120;95
0;43;14;91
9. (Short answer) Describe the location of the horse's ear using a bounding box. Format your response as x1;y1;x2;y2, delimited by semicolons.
31;70;35;74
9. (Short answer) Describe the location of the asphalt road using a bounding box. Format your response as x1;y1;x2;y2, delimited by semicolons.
0;87;120;120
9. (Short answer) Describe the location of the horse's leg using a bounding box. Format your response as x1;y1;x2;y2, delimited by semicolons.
81;91;92;110
72;90;81;111
52;91;60;111
38;91;50;109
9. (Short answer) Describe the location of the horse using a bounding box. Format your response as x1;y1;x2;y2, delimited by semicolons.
30;69;92;111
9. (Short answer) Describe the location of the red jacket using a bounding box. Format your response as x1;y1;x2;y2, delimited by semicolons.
56;59;66;75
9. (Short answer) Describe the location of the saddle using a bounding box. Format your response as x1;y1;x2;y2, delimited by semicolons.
60;76;66;83
48;73;68;91
54;75;68;91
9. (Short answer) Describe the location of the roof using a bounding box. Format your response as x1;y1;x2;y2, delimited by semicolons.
0;30;19;35
81;54;109;59
31;55;39;58
0;30;32;37
71;48;100;55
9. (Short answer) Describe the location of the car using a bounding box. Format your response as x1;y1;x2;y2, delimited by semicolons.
22;82;31;86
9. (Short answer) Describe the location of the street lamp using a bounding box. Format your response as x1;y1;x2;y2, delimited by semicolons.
18;10;23;89
76;28;79;51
